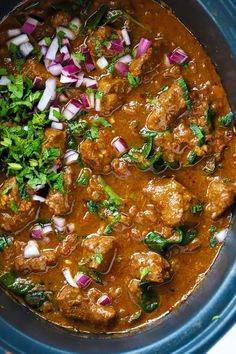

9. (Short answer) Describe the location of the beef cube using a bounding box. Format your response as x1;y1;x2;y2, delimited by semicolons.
0;177;37;232
146;81;186;132
80;129;117;174
51;11;71;28
15;249;57;274
129;48;152;77
144;178;195;227
22;59;60;86
130;251;171;283
81;235;116;273
128;278;142;304
87;26;121;58
206;178;236;219
42;128;66;165
58;234;79;256
98;75;129;114
57;285;116;324
45;166;76;215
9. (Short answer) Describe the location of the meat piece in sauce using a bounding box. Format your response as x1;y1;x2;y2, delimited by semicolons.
146;81;187;132
144;178;195;227
128;279;142;304
58;234;79;256
45;166;77;215
81;235;116;273
57;285;116;324
15;249;57;274
22;59;60;86
206;178;236;219
80;129;117;174
0;177;37;232
51;11;71;28
129;48;153;77
42;128;66;165
130;251;172;283
98;75;130;114
87;26;121;58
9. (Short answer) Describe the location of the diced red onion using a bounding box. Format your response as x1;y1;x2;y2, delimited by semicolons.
40;45;48;56
49;106;60;121
38;38;49;46
63;99;82;120
64;149;79;165
82;47;95;72
51;122;63;130
7;33;29;47
97;294;110;306
76;72;84;88
32;195;46;203
119;54;132;64
60;45;71;62
43;58;51;69
47;63;62;76
8;28;21;38
42;224;53;235
37;78;57;111
136;38;152;58
62;38;70;46
19;42;34;57
24;240;40;258
53;216;66;228
46;36;59;61
61;64;80;76
31;225;43;239
62;268;78;288
215;229;228;243
0;76;11;86
67;223;75;233
57;26;75;40
60;74;78;84
80;93;90;109
95;98;101;112
115;61;128;76
74;272;91;288
96;56;108;69
108;39;124;53
121;28;131;46
49;164;59;173
22;17;38;35
167;47;188;65
112;136;128;156
70;18;81;31
83;78;98;89
55;52;65;63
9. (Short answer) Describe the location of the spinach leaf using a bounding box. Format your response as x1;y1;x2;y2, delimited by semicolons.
0;234;14;252
218;112;233;127
139;282;159;313
85;5;109;30
77;168;92;186
189;123;205;146
98;176;122;206
25;290;53;309
178;77;191;110
0;272;34;296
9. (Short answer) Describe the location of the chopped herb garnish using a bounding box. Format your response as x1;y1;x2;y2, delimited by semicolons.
140;267;150;280
177;77;191;110
72;52;86;61
190;123;205;146
218;112;233;127
127;72;141;88
98;176;122;206
209;225;217;248
191;203;205;214
187;150;197;165
95;250;103;265
10;201;18;214
129;310;142;323
77;168;92;186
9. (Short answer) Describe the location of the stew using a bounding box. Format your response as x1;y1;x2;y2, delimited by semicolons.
0;0;235;333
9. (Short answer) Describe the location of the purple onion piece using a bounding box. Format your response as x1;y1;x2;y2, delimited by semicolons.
136;38;152;58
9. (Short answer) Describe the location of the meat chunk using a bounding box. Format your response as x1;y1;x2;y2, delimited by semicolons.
206;178;236;219
58;234;79;256
51;11;71;28
45;166;76;215
22;59;60;85
81;235;116;273
57;285;116;324
15;249;57;274
144;178;195;227
87;26;121;58
42;128;66;165
130;251;171;283
80;129;117;174
98;75;129;114
0;177;37;232
146;81;186;131
129;47;153;77
128;279;142;304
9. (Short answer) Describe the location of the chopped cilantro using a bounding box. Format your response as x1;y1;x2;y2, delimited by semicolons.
210;225;217;248
44;37;52;46
189;123;205;146
129;310;142;323
191;203;205;214
219;112;233;127
10;201;18;214
140;267;150;280
1;185;13;196
72;52;86;61
178;77;191;110
95;250;103;265
187;150;197;165
0;68;8;76
127;72;141;88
